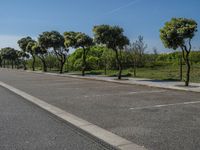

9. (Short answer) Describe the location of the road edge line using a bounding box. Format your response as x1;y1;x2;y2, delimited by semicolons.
0;81;147;150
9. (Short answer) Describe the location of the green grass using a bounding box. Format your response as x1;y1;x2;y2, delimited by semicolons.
137;65;200;83
29;64;200;83
82;64;200;83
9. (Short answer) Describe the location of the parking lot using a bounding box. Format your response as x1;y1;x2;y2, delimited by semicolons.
0;86;111;150
1;69;200;150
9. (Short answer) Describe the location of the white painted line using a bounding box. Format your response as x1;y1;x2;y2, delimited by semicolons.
130;100;200;110
128;90;166;94
69;85;124;90
0;81;147;150
83;90;166;98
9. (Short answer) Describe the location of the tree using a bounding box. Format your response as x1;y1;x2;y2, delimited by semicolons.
100;47;113;75
26;40;37;71
38;31;68;74
85;46;109;71
15;50;22;69
8;49;18;69
160;18;198;86
127;36;147;77
1;48;10;68
32;42;48;72
64;31;93;76
1;47;18;69
17;50;29;69
18;37;34;70
93;25;129;79
67;46;113;72
0;52;2;68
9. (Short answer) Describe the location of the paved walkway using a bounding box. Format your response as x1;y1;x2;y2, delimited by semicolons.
34;71;200;93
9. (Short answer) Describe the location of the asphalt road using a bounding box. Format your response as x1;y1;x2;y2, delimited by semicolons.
1;69;200;150
0;86;112;150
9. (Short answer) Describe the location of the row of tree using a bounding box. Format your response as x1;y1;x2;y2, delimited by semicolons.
0;25;130;79
0;18;198;86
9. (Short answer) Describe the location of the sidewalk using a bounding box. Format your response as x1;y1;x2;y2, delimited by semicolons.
30;71;200;93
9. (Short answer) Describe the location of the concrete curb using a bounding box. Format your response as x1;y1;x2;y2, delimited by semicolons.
26;70;200;93
0;81;147;150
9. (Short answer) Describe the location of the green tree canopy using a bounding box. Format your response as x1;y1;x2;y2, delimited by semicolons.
63;31;78;48
18;37;35;70
160;18;197;50
32;42;48;72
160;18;198;86
38;31;68;73
38;31;64;49
18;37;34;52
1;47;18;68
1;47;18;61
64;31;93;76
93;25;129;79
26;40;37;71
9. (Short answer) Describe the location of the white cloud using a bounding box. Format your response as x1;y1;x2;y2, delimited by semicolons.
105;0;141;15
0;35;22;49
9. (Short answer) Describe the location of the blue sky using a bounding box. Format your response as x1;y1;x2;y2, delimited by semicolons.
0;0;199;53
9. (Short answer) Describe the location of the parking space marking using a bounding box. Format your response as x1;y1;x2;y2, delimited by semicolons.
0;81;147;150
83;90;166;98
130;100;200;110
77;85;128;89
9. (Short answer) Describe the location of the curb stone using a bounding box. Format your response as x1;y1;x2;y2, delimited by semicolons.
0;81;147;150
25;70;200;93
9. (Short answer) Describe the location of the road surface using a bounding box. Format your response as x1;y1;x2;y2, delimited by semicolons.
0;86;112;150
1;69;200;150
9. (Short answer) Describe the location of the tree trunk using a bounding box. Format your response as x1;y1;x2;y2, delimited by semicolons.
103;59;107;75
11;60;14;69
59;56;66;74
24;64;27;70
41;59;47;72
115;50;122;80
82;48;86;76
185;52;190;86
32;56;36;71
16;60;20;69
3;60;5;68
59;61;64;74
23;60;27;70
66;58;69;73
104;62;107;75
38;55;47;72
104;66;107;75
133;58;137;77
179;55;183;81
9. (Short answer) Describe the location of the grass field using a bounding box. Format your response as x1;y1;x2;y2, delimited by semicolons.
35;63;200;83
82;64;200;83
